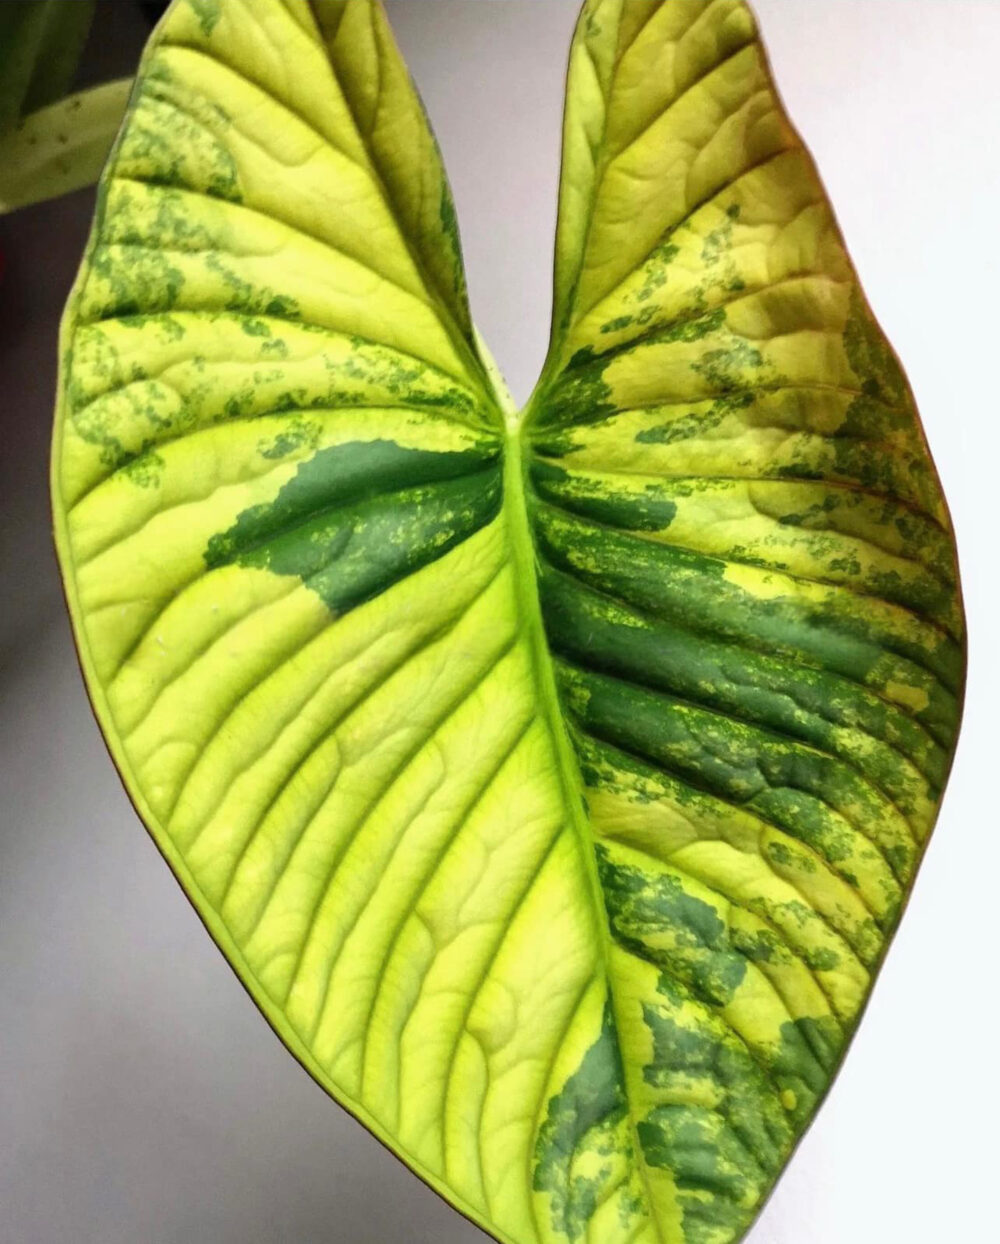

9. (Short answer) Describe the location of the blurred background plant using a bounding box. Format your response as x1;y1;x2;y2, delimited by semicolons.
0;0;169;217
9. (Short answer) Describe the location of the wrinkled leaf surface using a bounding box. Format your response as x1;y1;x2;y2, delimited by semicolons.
51;3;964;1242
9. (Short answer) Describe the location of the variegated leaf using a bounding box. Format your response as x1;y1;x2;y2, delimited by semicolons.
51;3;964;1243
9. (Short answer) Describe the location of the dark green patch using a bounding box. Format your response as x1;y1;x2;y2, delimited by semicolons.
642;1003;787;1162
635;986;844;1241
805;947;841;972
765;841;815;873
536;345;617;429
533;1003;630;1242
634;391;754;446
566;663;904;939
88;236;185;320
119;450;165;489
537;547;947;801
536;307;727;431
239;317;272;338
438;183;460;257
730;927;781;966
71;376;176;478
185;0;222;36
530;460;678;532
639;1102;756;1244
841;288;907;428
600;315;635;335
636;971;798;1244
532;508;962;738
435;181;472;323
771;1016;844;1103
596;846;747;1007
205;438;501;613
566;664;900;873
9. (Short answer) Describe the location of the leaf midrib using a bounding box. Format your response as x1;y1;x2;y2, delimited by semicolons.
497;386;665;1239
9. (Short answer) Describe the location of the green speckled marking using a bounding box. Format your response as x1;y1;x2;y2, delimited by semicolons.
598;847;748;1007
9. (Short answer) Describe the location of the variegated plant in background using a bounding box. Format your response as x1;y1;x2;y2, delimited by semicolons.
50;2;964;1242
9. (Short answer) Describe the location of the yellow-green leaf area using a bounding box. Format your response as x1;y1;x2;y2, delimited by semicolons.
51;3;965;1244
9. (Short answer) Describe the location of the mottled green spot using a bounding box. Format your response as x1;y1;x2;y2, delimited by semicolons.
638;984;793;1244
691;336;765;391
120;450;164;489
842;287;907;423
772;1016;844;1105
765;841;816;874
257;417;320;460
185;0;221;36
600;315;634;335
597;846;747;1007
533;1003;629;1242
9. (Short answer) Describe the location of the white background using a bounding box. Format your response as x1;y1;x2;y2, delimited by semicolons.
1;3;997;1242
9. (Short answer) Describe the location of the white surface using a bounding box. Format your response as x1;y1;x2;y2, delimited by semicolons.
1;3;997;1242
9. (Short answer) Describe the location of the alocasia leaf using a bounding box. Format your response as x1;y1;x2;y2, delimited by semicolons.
51;2;965;1242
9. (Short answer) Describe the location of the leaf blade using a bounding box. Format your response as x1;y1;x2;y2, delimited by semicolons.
51;4;964;1244
529;2;964;1241
52;6;610;1244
